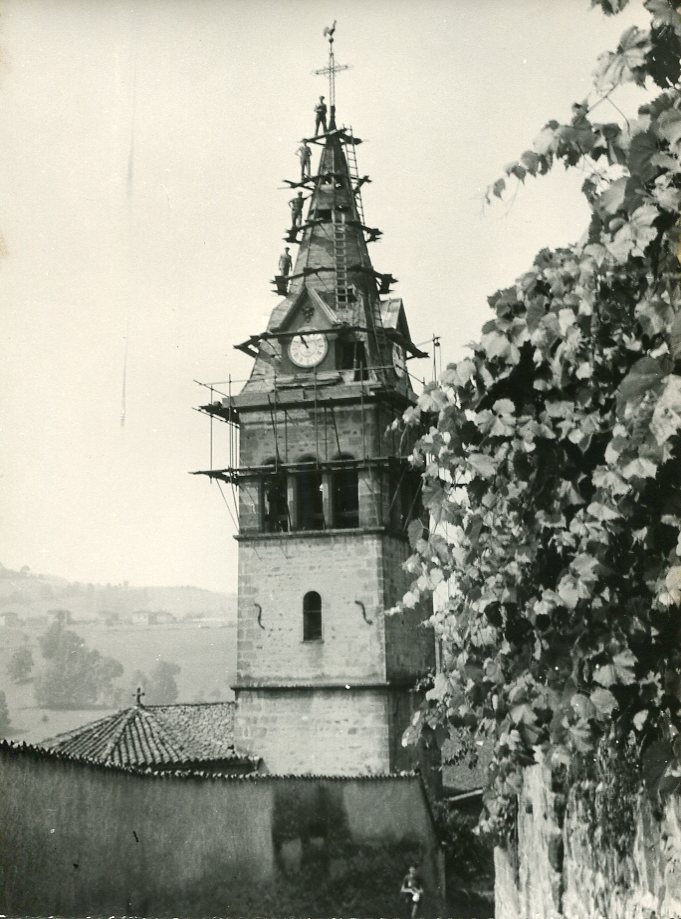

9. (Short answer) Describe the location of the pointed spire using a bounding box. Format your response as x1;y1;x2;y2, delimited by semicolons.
237;31;407;396
287;128;374;320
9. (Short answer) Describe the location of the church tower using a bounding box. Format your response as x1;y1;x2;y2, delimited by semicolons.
198;36;434;774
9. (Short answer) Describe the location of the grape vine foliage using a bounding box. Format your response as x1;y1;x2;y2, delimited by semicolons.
399;0;681;840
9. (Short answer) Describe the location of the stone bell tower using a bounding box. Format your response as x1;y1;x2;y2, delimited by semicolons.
198;36;434;775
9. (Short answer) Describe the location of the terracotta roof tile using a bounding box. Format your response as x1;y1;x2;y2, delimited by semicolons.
41;702;254;768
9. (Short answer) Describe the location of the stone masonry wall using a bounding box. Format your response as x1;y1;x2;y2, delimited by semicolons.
236;533;432;686
383;535;435;680
235;687;392;774
1;743;445;917
495;762;681;919
239;403;391;471
236;533;388;684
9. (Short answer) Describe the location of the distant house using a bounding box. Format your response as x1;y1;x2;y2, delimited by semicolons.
40;701;258;774
130;610;175;626
0;611;20;628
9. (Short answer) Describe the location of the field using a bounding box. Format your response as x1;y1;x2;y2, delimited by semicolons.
0;621;237;745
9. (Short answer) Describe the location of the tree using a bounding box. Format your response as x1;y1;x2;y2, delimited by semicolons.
34;623;124;709
399;0;681;839
7;645;34;683
146;660;181;704
0;691;10;734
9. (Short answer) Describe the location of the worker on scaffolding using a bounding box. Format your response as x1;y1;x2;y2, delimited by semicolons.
314;95;327;136
278;247;293;277
289;191;305;228
296;140;312;181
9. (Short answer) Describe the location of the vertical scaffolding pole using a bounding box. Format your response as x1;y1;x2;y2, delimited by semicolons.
284;404;289;462
360;382;366;460
314;367;319;462
209;386;214;471
228;376;233;470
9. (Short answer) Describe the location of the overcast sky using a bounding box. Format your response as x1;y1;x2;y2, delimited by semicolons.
2;0;648;592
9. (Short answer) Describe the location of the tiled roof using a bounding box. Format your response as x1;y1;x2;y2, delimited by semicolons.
41;702;255;768
2;739;419;781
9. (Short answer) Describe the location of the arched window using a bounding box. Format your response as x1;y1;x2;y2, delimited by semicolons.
297;456;324;530
332;453;359;529
303;591;322;641
262;459;289;533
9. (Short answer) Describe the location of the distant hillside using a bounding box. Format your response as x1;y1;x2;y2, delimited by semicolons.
0;563;236;622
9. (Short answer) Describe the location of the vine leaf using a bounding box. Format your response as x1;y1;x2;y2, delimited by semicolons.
593;649;637;688
633;709;649;731
606;203;659;261
670;312;681;361
593;26;652;91
658;108;681;150
650;375;681;444
645;0;681;35
468;453;496;479
590;687;619;716
627;131;660;182
407;519;425;549
635;297;674;335
617;355;667;402
599;176;628;214
592;0;631;13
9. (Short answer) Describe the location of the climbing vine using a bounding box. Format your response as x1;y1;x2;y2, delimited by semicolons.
399;0;681;841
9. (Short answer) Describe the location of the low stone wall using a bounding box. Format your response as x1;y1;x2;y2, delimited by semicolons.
0;741;445;918
495;762;681;919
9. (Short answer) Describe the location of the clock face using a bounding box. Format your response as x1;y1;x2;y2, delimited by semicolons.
392;343;406;378
288;329;328;368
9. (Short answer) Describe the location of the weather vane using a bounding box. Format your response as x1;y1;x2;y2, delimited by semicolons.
312;21;351;117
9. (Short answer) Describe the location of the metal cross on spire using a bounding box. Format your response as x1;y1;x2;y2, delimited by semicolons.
312;20;351;115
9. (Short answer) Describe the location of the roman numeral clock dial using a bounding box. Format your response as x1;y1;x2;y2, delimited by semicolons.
288;329;328;368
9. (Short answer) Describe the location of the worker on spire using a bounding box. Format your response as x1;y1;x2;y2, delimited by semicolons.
289;191;305;228
278;247;292;277
296;140;312;181
314;95;327;136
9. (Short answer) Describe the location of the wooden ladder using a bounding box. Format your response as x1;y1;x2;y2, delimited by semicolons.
333;210;349;307
346;126;366;225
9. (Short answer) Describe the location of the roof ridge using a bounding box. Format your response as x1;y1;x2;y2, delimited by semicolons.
101;706;140;762
148;700;235;709
147;707;189;758
41;708;124;747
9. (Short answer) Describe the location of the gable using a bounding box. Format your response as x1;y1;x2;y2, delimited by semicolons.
270;285;337;334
